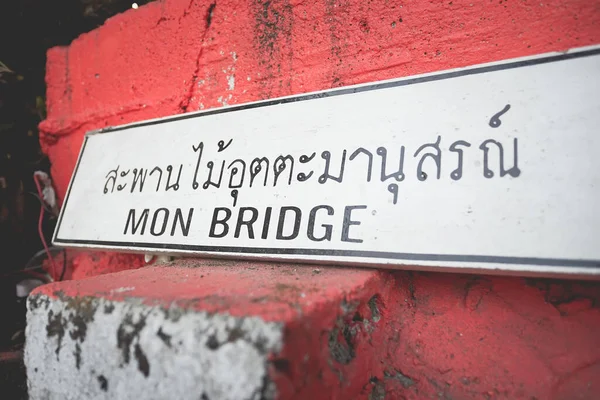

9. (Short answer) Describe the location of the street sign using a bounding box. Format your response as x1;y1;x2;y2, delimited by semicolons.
54;46;600;278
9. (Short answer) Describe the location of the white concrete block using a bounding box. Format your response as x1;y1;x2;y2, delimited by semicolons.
25;294;283;400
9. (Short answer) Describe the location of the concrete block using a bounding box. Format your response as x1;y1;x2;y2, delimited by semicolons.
27;293;281;399
25;260;600;399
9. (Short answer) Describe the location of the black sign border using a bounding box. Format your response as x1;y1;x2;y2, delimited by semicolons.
54;48;600;270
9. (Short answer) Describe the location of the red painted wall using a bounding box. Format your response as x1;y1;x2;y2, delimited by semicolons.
40;0;600;203
39;0;600;274
38;0;600;397
35;261;600;399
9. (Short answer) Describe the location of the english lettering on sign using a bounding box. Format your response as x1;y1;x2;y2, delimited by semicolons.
53;46;600;278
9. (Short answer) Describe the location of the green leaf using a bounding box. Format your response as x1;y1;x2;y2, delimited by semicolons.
36;96;46;120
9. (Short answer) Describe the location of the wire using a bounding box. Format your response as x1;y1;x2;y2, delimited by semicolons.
33;173;59;281
0;268;50;282
60;249;67;281
25;192;53;213
23;246;63;271
23;270;51;282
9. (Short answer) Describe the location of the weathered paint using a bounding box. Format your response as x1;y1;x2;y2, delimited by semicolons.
39;0;600;204
26;261;600;399
38;0;600;279
51;47;600;278
32;0;600;398
26;290;283;400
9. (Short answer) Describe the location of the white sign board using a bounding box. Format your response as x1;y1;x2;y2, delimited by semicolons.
54;46;600;278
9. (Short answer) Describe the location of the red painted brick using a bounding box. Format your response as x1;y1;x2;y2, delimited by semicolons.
40;0;600;202
35;0;600;397
32;262;600;399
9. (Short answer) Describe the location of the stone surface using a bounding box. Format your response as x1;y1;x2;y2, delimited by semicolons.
25;261;600;399
29;0;600;398
26;291;282;400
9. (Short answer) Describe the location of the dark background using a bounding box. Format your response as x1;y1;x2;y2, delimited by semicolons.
0;1;154;397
